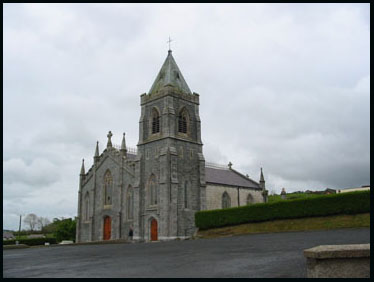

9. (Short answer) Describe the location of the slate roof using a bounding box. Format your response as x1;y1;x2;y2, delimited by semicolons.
205;167;261;189
148;50;192;95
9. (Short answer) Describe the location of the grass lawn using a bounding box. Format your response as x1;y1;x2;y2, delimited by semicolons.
197;213;370;239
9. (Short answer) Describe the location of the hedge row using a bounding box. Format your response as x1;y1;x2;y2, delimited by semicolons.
195;191;370;230
3;237;57;246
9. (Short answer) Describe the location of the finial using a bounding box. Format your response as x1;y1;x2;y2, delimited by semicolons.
107;131;113;148
260;167;265;182
80;158;85;175
120;132;127;156
259;167;265;190
95;141;99;157
228;162;232;169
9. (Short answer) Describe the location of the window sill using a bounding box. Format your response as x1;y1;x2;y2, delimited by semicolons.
103;205;112;210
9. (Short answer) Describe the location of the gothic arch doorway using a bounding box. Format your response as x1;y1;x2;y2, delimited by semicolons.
150;218;158;241
103;216;111;240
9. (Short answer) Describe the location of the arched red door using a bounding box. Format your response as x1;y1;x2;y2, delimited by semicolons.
103;216;111;240
150;218;158;241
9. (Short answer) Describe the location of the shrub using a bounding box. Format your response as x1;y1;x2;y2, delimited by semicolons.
54;218;76;242
195;191;370;230
3;237;57;246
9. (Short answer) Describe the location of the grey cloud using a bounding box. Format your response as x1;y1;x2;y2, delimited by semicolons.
3;3;369;230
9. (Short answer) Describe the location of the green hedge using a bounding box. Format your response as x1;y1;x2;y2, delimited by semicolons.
195;191;370;230
3;237;57;246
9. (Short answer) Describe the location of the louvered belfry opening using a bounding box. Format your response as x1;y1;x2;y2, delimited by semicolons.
152;109;160;134
178;111;187;134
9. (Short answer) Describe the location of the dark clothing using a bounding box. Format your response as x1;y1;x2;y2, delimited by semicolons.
129;229;133;239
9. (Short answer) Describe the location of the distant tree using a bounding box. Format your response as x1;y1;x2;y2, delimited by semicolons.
37;217;51;231
269;189;277;196
23;213;38;231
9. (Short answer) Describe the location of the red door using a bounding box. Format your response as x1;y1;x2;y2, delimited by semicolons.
103;216;111;240
151;218;158;241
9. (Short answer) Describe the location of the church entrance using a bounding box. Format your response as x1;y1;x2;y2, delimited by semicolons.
150;218;158;241
103;216;111;240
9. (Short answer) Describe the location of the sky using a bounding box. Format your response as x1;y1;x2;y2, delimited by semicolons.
3;3;370;230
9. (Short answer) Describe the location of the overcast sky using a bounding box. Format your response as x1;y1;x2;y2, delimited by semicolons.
3;3;370;230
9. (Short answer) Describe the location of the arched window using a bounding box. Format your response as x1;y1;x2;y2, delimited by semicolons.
184;181;188;209
222;192;231;209
148;174;157;205
127;186;134;220
247;194;254;205
104;170;113;205
84;192;89;221
151;108;160;134
178;108;189;134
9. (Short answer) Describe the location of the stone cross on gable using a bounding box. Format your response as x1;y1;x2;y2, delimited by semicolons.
107;131;113;148
228;162;233;169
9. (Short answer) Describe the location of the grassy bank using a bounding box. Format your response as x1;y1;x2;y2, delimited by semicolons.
197;213;370;239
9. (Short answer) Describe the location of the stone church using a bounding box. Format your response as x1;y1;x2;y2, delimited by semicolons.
76;50;268;243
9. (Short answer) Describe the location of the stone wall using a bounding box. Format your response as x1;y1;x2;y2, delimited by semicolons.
304;244;370;278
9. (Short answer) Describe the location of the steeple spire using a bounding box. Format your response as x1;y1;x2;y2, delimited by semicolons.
120;132;127;157
148;51;192;95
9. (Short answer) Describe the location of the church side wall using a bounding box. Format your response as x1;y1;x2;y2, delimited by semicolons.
239;188;264;206
206;184;263;210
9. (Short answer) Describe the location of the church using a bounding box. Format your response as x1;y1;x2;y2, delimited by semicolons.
76;49;268;243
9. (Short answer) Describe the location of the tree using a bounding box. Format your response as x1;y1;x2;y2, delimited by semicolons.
54;218;76;242
37;217;51;231
23;213;38;231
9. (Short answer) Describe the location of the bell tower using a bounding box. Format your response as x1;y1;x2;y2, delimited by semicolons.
135;50;206;240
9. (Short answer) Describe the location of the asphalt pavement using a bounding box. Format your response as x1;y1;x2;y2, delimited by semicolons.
3;228;370;278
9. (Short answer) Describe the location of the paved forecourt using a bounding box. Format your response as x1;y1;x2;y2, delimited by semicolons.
3;228;370;278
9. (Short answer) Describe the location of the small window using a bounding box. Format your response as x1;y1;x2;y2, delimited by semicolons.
84;192;90;221
127;186;134;220
247;194;254;205
184;181;188;209
104;170;113;205
222;192;231;209
148;174;157;206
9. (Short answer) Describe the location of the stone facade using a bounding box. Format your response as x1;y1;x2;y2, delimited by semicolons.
76;50;267;243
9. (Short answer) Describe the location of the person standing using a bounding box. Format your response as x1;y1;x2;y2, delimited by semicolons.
129;226;133;241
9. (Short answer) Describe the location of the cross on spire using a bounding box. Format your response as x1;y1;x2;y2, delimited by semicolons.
167;36;173;51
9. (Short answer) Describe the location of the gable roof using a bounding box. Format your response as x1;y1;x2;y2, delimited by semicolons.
148;50;192;95
205;167;261;189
